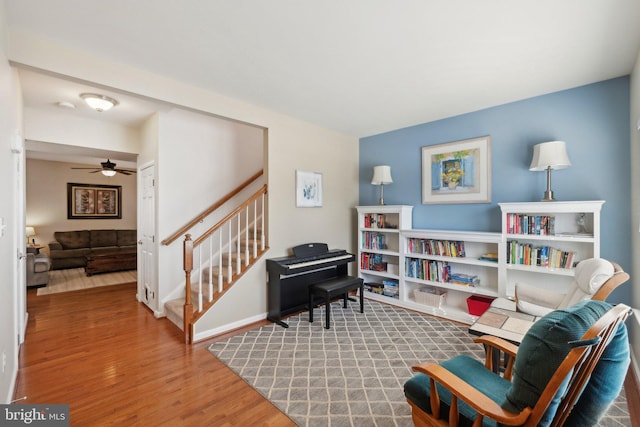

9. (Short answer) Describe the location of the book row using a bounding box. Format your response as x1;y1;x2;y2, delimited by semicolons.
506;213;555;236
406;238;466;258
361;231;388;250
404;259;480;286
360;253;387;272
507;240;575;269
363;213;396;229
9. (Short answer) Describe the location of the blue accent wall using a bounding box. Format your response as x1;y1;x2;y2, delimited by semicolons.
360;77;631;303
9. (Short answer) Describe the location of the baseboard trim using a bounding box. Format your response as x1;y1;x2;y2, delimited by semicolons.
193;312;267;343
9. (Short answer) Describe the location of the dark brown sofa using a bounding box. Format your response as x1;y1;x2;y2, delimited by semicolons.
48;229;137;270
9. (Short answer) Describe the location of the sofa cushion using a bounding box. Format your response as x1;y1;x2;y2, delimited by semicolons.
117;229;137;247
55;230;90;250
91;230;118;248
50;248;91;259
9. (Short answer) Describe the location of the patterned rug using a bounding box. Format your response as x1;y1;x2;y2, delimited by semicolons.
209;300;630;427
37;267;137;295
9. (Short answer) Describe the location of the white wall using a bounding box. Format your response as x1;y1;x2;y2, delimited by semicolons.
630;48;640;380
25;158;137;249
24;106;140;152
5;31;359;334
155;108;264;315
0;0;24;402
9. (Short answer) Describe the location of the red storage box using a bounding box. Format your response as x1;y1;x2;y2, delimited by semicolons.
466;295;495;316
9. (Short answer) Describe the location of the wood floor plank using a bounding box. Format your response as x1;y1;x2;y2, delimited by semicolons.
14;283;296;427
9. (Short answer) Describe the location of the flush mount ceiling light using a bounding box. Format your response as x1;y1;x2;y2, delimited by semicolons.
79;93;119;112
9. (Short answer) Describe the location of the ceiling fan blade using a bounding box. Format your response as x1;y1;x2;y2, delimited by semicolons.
116;169;136;175
71;167;101;170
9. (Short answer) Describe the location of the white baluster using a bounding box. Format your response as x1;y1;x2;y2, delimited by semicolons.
253;199;257;257
198;245;203;312
228;221;233;283
208;236;213;303
218;231;223;294
245;205;250;266
260;194;265;250
236;213;241;275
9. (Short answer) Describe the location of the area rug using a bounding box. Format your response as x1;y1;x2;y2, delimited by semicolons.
209;300;630;427
37;267;136;295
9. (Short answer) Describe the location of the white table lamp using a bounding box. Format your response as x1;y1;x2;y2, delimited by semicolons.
529;141;571;202
371;165;393;205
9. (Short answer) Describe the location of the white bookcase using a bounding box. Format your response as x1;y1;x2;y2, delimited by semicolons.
499;201;603;298
401;229;503;324
356;201;603;325
356;205;413;302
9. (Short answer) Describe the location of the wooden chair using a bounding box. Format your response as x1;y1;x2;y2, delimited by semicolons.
404;301;632;427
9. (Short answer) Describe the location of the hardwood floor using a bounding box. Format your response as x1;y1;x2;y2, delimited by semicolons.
14;283;295;426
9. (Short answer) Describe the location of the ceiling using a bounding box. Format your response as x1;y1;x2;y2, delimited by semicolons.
5;1;640;139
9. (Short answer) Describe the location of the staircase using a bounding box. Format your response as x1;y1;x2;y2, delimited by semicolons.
161;171;268;343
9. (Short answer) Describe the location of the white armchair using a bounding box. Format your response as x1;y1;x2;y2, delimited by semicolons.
491;258;629;317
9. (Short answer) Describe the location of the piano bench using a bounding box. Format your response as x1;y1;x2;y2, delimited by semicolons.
308;276;364;329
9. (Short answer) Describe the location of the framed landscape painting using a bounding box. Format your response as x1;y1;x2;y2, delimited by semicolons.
67;183;122;219
422;136;491;204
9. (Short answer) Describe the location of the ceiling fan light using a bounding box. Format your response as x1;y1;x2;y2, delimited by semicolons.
80;93;118;112
101;169;117;177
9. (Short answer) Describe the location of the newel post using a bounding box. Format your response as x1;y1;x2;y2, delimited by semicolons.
183;234;193;344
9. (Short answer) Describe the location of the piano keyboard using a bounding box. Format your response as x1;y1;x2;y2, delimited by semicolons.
287;253;354;270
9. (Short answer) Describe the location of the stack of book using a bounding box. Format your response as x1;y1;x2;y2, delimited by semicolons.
478;253;498;263
364;282;385;294
449;273;480;286
382;280;399;299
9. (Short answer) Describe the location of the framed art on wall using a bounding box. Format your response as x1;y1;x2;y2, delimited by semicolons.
422;136;491;204
67;183;122;219
295;170;323;207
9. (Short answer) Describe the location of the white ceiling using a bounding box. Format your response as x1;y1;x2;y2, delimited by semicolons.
6;0;640;138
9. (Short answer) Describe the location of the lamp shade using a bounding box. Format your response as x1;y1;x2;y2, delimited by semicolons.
529;141;571;171
371;165;393;185
25;226;35;237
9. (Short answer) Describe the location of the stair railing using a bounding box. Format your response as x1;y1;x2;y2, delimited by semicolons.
182;185;267;343
162;169;264;246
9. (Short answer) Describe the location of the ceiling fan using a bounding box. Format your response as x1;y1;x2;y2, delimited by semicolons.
71;159;136;176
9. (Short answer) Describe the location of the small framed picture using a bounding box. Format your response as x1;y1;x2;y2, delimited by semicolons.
296;170;323;207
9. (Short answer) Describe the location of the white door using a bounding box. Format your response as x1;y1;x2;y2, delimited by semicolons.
139;163;157;311
14;131;27;344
